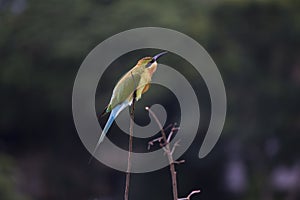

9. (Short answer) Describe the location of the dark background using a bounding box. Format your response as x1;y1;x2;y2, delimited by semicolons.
1;0;300;200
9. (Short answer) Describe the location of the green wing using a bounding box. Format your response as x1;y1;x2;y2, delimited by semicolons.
108;71;141;111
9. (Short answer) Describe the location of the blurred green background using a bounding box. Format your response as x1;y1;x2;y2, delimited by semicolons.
1;0;300;199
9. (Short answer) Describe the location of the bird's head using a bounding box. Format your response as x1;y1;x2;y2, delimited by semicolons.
137;51;167;74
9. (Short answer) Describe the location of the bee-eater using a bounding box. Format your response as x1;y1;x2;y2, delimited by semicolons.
90;51;167;161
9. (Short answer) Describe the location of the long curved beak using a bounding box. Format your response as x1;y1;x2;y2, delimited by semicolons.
153;51;168;61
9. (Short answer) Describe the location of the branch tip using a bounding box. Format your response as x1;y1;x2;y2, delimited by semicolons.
178;190;201;200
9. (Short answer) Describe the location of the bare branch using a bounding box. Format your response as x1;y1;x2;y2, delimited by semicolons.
167;124;179;143
147;122;179;151
167;130;173;143
124;91;136;200
148;136;164;150
146;107;178;200
174;160;185;164
178;190;201;200
145;107;200;200
170;140;181;155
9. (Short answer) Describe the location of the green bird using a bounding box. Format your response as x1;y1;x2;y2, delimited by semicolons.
90;51;167;161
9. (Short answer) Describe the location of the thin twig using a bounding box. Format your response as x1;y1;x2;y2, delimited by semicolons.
167;126;180;143
145;107;178;200
124;90;136;200
171;140;181;155
174;160;185;164
148;124;175;150
178;190;201;200
148;136;164;150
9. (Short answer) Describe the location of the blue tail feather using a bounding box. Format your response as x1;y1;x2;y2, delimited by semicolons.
89;101;129;164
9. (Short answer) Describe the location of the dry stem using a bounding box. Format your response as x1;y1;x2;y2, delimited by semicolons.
124;91;136;200
146;107;178;200
178;190;201;200
146;107;201;200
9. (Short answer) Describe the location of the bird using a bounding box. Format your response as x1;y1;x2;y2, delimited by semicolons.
89;51;167;163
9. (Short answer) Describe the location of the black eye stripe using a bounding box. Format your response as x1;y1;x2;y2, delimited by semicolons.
146;59;155;67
